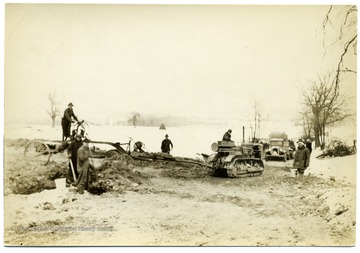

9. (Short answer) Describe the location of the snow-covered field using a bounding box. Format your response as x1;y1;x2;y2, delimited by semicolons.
4;123;264;158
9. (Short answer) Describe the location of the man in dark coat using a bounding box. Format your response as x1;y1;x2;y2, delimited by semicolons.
306;139;312;154
62;102;79;141
66;134;83;185
223;129;232;141
161;134;173;154
293;139;311;176
74;142;96;194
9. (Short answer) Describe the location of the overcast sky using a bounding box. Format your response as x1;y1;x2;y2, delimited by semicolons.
4;3;356;125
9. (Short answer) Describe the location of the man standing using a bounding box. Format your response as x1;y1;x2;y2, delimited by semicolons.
161;134;173;154
62;102;79;141
67;134;83;185
223;129;232;141
74;142;96;194
293;139;311;176
306;139;312;154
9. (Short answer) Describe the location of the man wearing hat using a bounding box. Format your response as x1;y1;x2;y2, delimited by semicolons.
161;134;173;154
61;102;79;141
223;129;232;141
293;139;311;176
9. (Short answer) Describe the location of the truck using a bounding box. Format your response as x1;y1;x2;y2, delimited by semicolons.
265;132;294;162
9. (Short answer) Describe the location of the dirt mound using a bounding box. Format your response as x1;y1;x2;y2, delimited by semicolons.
90;152;209;193
4;147;68;195
128;151;209;178
4;140;210;196
156;162;209;179
92;155;149;194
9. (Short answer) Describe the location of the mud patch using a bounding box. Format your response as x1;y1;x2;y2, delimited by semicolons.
94;156;150;193
4;147;67;195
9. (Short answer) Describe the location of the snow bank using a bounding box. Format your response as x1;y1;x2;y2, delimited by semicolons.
306;149;356;185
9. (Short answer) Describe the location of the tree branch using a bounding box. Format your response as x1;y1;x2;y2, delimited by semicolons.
339;68;357;74
344;5;357;25
335;34;357;87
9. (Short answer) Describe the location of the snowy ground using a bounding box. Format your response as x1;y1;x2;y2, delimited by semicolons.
2;124;358;247
307;149;356;185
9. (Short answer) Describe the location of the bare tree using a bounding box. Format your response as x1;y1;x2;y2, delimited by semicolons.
301;73;351;149
323;5;357;89
46;91;62;128
299;108;314;140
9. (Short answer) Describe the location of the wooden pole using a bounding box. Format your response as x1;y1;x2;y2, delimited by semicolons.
69;159;77;182
243;126;245;143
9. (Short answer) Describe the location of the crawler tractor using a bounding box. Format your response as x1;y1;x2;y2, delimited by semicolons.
206;141;264;178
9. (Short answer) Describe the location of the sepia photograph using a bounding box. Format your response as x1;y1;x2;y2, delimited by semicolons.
2;0;357;248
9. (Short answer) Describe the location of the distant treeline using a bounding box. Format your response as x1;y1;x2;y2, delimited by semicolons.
118;114;217;127
8;114;223;127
